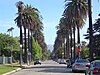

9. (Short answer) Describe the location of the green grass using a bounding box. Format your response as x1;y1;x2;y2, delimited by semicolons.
0;64;20;75
0;62;34;75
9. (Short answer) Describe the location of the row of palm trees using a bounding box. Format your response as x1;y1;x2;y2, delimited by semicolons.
14;1;47;65
54;0;94;61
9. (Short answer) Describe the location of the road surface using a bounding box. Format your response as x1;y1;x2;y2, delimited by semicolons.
10;60;85;75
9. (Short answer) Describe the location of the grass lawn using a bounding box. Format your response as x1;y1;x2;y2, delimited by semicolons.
0;64;20;75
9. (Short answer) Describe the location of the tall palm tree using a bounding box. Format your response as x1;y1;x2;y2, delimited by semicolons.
15;1;24;66
88;0;94;61
70;0;87;40
22;13;28;63
64;0;88;58
7;27;14;64
24;5;42;60
56;16;73;59
23;5;45;61
7;27;14;36
54;31;64;58
63;8;77;60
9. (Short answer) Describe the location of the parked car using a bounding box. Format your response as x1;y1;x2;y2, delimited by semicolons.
58;59;66;64
34;59;41;65
72;59;90;72
85;60;100;75
67;59;75;68
57;59;61;63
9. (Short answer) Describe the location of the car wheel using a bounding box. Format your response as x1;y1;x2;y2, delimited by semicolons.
72;69;76;73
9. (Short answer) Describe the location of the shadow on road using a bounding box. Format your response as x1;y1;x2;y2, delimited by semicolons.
25;65;75;73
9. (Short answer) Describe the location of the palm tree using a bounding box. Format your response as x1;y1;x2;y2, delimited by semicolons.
24;5;42;60
22;13;28;63
63;8;77;60
54;32;64;58
88;0;94;61
7;27;14;36
64;0;88;58
56;16;73;59
7;27;14;64
23;4;45;61
15;1;24;66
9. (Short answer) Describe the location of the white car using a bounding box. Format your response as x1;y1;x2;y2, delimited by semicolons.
59;59;66;64
86;60;100;75
72;59;90;72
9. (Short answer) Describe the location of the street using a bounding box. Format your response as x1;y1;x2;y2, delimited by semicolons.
10;60;85;75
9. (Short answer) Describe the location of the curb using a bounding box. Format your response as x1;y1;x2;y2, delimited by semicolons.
2;68;22;75
1;65;34;75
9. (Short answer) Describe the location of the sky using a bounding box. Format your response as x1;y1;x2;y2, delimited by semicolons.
0;0;100;45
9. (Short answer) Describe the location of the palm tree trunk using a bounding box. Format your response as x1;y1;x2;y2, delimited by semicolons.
66;33;69;59
64;38;66;59
30;30;33;61
70;29;73;60
73;26;76;61
20;25;23;65
34;32;37;41
24;27;27;63
28;29;31;64
88;0;94;61
77;26;81;58
77;26;80;44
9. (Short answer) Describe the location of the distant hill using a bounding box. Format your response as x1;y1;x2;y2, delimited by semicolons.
47;45;53;51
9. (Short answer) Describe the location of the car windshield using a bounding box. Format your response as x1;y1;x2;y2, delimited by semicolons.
76;59;89;63
95;62;100;67
34;59;39;61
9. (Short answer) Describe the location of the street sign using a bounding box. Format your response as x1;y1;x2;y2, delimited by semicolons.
77;48;80;52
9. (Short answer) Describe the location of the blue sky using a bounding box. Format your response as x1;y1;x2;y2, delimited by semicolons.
0;0;100;45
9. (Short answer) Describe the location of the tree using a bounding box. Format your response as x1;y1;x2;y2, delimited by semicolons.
15;1;47;63
15;1;24;66
88;0;94;61
23;4;46;61
0;33;20;60
93;17;100;33
92;15;100;58
7;27;14;64
54;15;75;59
31;37;42;60
7;27;14;36
53;32;63;59
63;0;88;59
81;45;89;58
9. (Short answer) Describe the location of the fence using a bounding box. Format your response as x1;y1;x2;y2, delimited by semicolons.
0;56;12;64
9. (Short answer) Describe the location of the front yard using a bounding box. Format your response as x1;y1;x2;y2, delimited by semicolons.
0;64;20;75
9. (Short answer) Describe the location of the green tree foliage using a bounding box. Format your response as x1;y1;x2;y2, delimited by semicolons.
80;41;89;58
43;50;51;60
55;46;64;59
92;35;100;57
15;2;47;62
0;33;20;59
90;15;100;58
81;46;89;58
32;37;42;60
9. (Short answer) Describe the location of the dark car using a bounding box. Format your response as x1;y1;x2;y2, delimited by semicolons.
34;59;41;65
86;60;100;75
67;59;75;68
58;59;66;64
72;59;90;72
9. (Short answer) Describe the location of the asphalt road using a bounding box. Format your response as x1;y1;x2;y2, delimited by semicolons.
10;60;85;75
